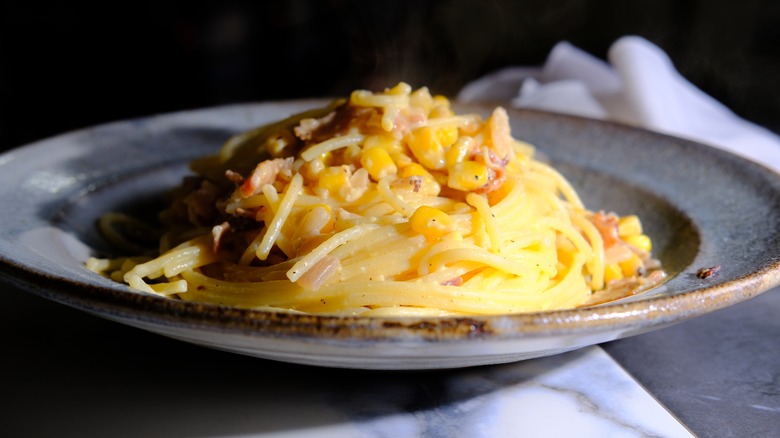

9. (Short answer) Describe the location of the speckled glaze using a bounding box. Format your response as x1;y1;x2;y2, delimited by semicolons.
1;101;778;369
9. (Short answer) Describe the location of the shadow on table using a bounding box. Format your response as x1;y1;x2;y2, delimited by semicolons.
1;286;587;437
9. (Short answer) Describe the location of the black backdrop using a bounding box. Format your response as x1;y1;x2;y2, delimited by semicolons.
2;0;778;151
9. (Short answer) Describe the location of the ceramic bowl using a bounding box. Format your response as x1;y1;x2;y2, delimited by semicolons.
1;101;778;369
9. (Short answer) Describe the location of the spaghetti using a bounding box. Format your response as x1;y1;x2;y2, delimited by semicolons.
88;83;663;316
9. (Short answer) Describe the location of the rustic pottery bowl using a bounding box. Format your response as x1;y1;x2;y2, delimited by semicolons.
1;101;778;369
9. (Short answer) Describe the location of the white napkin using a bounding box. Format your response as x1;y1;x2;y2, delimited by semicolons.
458;36;780;172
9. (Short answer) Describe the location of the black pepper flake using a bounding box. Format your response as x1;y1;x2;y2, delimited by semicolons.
696;265;721;279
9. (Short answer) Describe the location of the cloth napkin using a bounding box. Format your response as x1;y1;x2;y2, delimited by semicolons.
458;36;780;172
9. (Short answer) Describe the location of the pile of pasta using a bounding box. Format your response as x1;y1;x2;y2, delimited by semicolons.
88;83;663;316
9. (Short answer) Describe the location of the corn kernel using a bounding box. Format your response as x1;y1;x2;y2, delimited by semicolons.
386;82;412;95
409;87;433;111
407;126;446;170
298;156;327;181
395;164;440;196
364;134;403;155
318;166;350;195
619;253;643;277
624;234;652;252
445;136;473;167
361;147;397;181
435;125;458;148
393;153;414;168
410;206;454;240
429;104;454;119
448;161;488;191
399;162;430;178
432;95;450;107
618;215;643;237
604;263;624;283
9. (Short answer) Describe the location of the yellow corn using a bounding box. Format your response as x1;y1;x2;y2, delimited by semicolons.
363;134;403;155
429;104;455;119
445;136;474;167
619;253;643;277
426;95;453;119
407;126;446;170
618;215;643;237
448;161;488;191
298;155;327;180
435;125;458;148
410;205;454;240
393;153;414;168
318;166;350;195
399;162;431;178
432;95;450;108
386;82;412;95
604;263;624;283
409;86;433;111
624;234;652;252
361;147;397;181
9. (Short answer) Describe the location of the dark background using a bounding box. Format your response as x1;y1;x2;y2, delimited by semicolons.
1;0;779;151
1;3;779;436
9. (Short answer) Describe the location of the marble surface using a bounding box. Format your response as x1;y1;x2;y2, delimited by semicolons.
604;287;780;438
1;285;694;438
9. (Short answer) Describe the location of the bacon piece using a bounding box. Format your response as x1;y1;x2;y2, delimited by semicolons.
442;276;464;286
297;106;373;144
476;147;508;194
225;169;244;184
295;112;336;140
590;211;620;248
487;107;514;161
391;106;428;135
239;157;294;197
211;221;230;253
296;255;341;291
